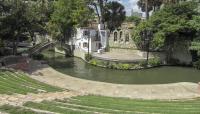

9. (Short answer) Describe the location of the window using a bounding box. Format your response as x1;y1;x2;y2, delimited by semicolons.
83;42;88;48
120;31;123;41
114;32;117;41
101;31;105;37
125;34;129;42
120;31;123;39
83;30;89;36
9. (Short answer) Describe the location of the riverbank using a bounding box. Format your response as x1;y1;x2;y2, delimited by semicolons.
29;60;200;100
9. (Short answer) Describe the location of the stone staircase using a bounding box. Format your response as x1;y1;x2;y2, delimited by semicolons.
28;41;56;56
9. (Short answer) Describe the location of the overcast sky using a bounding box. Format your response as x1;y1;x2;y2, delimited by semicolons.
110;0;141;16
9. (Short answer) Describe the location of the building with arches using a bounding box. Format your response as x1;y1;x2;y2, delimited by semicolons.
109;22;137;49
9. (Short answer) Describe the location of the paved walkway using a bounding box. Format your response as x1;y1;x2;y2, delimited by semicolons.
0;91;80;106
92;49;153;62
29;64;200;100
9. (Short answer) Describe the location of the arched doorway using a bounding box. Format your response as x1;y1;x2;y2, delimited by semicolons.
114;32;118;42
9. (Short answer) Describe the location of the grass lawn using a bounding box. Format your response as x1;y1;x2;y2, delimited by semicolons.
1;95;200;114
0;70;63;95
0;70;200;114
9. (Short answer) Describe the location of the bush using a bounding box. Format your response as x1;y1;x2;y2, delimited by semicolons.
139;61;148;67
32;54;44;60
193;60;200;69
118;64;132;70
85;54;92;61
148;57;161;66
89;59;97;66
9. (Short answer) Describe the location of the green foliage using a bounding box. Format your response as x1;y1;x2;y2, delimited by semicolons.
49;0;94;41
126;16;141;26
193;59;200;69
89;59;98;66
117;63;132;70
148;57;161;66
85;54;92;62
0;0;51;55
139;60;148;67
103;1;126;31
89;58;162;69
137;0;163;19
133;1;200;62
190;41;200;51
133;21;150;49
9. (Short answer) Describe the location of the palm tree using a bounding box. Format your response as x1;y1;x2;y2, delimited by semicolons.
137;0;162;19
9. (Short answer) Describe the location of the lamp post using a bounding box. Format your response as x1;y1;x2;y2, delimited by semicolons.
140;29;153;63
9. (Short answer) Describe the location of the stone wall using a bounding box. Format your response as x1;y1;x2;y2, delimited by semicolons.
73;48;86;60
55;47;66;55
171;41;192;65
109;29;136;49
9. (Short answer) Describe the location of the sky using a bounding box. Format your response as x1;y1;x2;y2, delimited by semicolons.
110;0;141;16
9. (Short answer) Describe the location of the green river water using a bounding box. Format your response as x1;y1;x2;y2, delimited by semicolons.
44;52;200;84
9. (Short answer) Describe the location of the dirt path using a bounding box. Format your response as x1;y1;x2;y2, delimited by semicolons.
0;91;81;106
29;64;200;100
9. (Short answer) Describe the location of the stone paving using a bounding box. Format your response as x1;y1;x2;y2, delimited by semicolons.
92;49;153;62
0;91;81;106
29;64;200;100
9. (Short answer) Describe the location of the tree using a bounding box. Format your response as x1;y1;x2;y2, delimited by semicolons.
133;1;199;63
103;1;126;31
137;0;163;19
0;0;50;55
126;16;142;26
137;0;186;19
49;0;94;43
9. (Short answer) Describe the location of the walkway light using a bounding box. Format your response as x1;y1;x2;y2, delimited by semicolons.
140;28;153;63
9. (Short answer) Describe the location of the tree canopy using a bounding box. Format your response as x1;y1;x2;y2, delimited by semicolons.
0;0;49;54
103;1;126;31
133;1;200;61
126;16;141;26
48;0;94;42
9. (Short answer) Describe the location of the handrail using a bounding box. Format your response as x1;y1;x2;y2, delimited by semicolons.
30;41;56;55
28;41;49;53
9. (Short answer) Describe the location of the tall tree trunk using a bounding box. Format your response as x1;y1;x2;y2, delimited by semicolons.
145;0;149;20
99;0;104;24
12;35;19;55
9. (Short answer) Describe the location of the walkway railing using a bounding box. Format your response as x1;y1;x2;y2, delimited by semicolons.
29;41;56;56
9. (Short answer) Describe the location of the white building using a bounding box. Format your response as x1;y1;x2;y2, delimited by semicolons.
73;27;108;53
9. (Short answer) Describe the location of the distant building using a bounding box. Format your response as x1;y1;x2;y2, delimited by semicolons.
72;26;109;53
108;22;137;49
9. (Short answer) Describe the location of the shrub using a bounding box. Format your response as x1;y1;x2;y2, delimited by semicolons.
118;64;132;70
193;60;200;69
85;54;92;61
107;62;115;69
139;61;148;67
121;64;131;70
148;57;161;66
90;59;97;66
